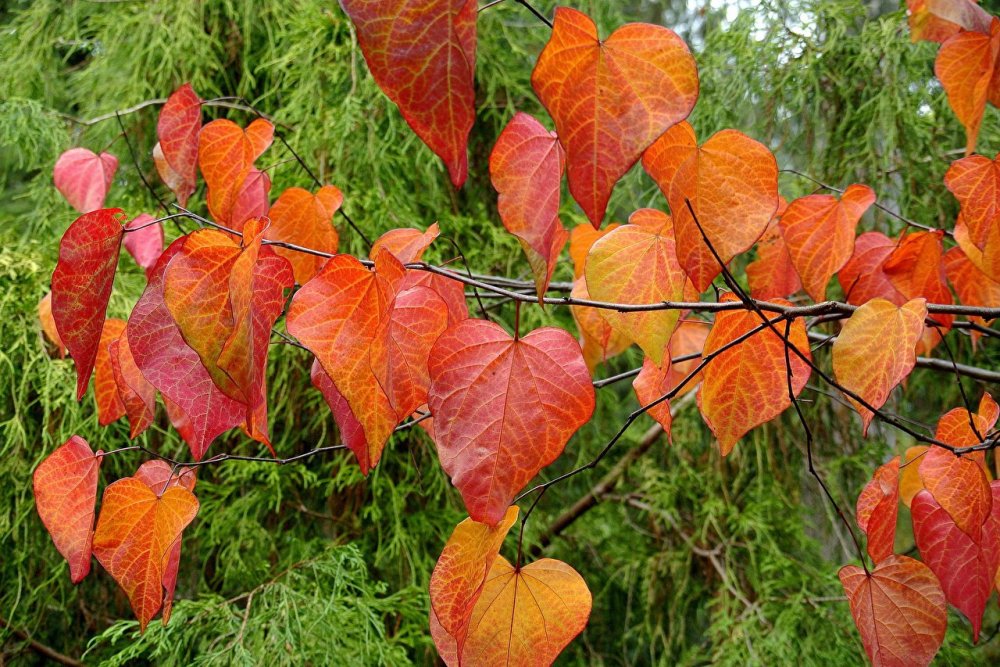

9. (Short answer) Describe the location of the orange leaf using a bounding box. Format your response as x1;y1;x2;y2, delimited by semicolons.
370;224;440;264
532;7;698;227
228;168;272;233
568;222;620;279
832;298;927;434
697;294;811;455
934;19;1000;155
944;151;1000;282
899;446;931;507
310;359;366;457
747;216;803;300
287;251;406;473
92;476;199;631
266;185;342;284
489;112;567;301
907;0;991;43
32;436;102;583
641;120;697;199
570;277;632;373
38;292;66;358
779;184;875;302
856;457;900;564
155;83;201;206
109;329;157;439
943;246;1000;348
94;318;127;426
52;208;126;399
53;148;118;213
664;129;780;292
427;319;595;525
429;507;519;656
441;557;592;667
197;118;273;225
839;555;947;667
632;320;710;437
341;0;476;187
584;209;688;365
911;484;1000;642
838;232;904;305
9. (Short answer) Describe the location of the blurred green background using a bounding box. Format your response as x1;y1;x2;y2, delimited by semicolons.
1;0;999;664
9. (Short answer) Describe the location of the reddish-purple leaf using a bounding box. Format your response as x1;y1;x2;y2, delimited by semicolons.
53;148;119;213
124;214;164;276
155;83;202;206
856;457;900;564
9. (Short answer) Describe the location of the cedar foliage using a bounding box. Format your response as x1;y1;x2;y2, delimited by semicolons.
0;0;997;664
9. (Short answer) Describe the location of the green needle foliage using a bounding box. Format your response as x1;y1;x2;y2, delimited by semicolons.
0;0;997;664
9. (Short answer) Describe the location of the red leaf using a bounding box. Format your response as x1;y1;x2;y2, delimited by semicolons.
53;148;119;213
94;318;127;426
109;329;157;439
32;436;102;583
832;298;927;434
856;457;901;564
52;208;126;399
632;319;709;438
838;232;904;305
127;239;244;460
340;0;477;187
746;209;803;300
660;128;780;292
228;168;272;233
697;294;811;455
532;7;698;227
155;83;202;206
124;214;164;276
911;485;1000;641
779;184;876;302
839;555;947;667
489;112;567;300
198;118;273;225
266;185;343;284
310;359;366;456
943;246;1000;348
427;319;595;525
907;0;992;43
92;476;199;632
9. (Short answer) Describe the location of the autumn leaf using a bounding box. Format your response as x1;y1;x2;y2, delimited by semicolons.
944;151;1000;281
340;0;476;187
93;318;127;426
124;214;164;276
429;507;519;657
440;557;592;667
632;319;709;438
127;239;244;460
154;83;202;206
38;292;65;358
911;486;1000;642
53;148;119;213
568;222;620;279
660;128;780;292
570;277;632;373
934;18;1000;155
882;231;954;353
943;246;1000;348
907;0;992;43
839;555;947;667
489;112;567;301
746;210;803;300
427;319;595;525
838;232;904;305
310;359;366;456
52;208;126;399
228;168;272;233
198;118;274;225
265;185;343;284
92;476;199;632
585;209;688;365
855;457;900;564
832;298;927;434
32;436;103;583
109;329;157;439
779;184;875;301
532;7;698;227
697;294;811;455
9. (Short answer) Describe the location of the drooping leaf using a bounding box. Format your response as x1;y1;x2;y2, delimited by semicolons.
918;393;997;538
900;443;991;508
32;436;102;583
128;239;244;460
228;168;272;233
340;0;477;187
839;555;947;667
154;83;202;206
109;329;157;439
568;222;620;279
570;277;632;373
934;19;1000;155
584;209;688;365
907;0;992;43
265;185;342;284
532;6;698;227
697;294;811;455
656;127;780;292
856;457;901;564
38;292;65;358
53;148;119;213
838;232;904;305
52;208;126;399
93;318;127;426
779;184;876;301
427;319;595;525
429;507;519;657
124;214;164;276
441;557;592;667
832;298;927;434
310;359;366;456
944;151;1000;281
92;476;199;632
883;231;954;353
197;118;274;225
490;112;567;300
746;208;803;300
943;246;1000;348
911;486;1000;642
